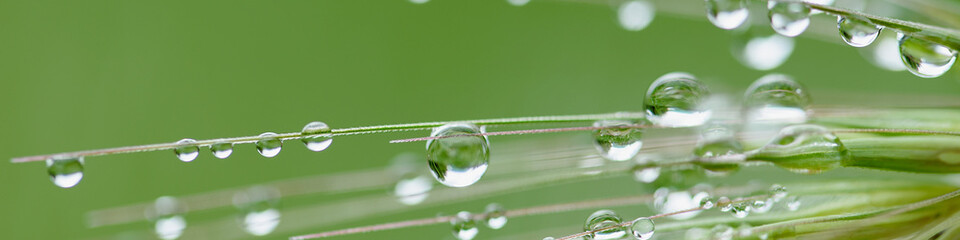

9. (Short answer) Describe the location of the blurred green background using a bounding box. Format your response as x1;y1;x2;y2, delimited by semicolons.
1;0;958;239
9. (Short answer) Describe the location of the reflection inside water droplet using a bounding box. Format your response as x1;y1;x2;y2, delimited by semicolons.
899;34;957;78
584;210;626;240
630;217;655;240
233;186;282;236
302;121;334;152
452;211;479;240
593;119;645;161
427;123;490;187
644;72;711;127
149;196;187;240
768;1;811;37
743;74;810;124
837;16;881;47
705;0;748;30
46;157;84;188
394;174;433;205
174;138;199;162
256;132;283;158
484;203;507;230
210;142;233;159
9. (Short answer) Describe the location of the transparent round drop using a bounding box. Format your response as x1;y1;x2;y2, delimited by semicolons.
507;0;529;6
394;174;433;205
751;199;774;213
695;124;744;174
630;217;655;240
838;17;881;47
451;211;479;240
484;203;507;230
705;0;748;30
426;123;490;188
148;196;188;240
256;132;282;158
899;35;958;78
733;33;795;70
633;167;661;183
210;142;233;159
767;1;811;37
233;186;282;236
658;191;702;220
584;210;626;240
786;196;801;211
618;0;655;31
644;72;711;127
756;124;849;174
301;121;333;152
729;201;751;218
743;74;810;124
173;138;199;162
593;119;645;161
46;157;84;188
769;184;788;201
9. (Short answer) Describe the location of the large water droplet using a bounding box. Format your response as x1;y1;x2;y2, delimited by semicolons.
618;0;655;31
899;34;957;78
630;217;655;240
695;124;744;174
149;196;187;240
210;142;233;159
768;1;810;37
46;157;84;188
704;0;748;30
837;17;881;47
174;138;199;162
484;203;507;230
452;211;479;240
233;186;282;236
644;72;712;127
593;120;645;161
394;174;433;205
584;210;627;240
743;74;810;124
301;121;333;152
507;0;529;6
754;124;849;174
256;132;282;158
733;33;795;70
426;123;490;187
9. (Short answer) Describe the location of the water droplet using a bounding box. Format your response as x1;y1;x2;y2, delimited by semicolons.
718;196;732;212
46;157;84;188
507;0;529;6
743;74;810;124
174;139;199;162
754;124;849;174
704;0;748;30
751;199;773;213
584;210;626;240
484;203;507;230
695;124;744;174
618;1;655;31
767;1;811;37
698;195;716;209
899;34;957;78
451;211;479;240
786;196;801;211
210;142;233;159
659;191;702;220
729;200;751;218
409;0;428;4
593;120;645;161
149;196;187;240
769;184;788;201
301;121;333;152
838;16;881;47
733;33;795;70
394;174;433;205
630;217;655;240
426;123;490;187
543;237;555;240
711;224;735;240
644;72;711;127
633;167;661;183
233;186;282;236
256;132;282;158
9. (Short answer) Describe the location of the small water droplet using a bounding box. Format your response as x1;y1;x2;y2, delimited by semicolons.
711;224;735;240
698;195;716;209
394;174;433;205
786;196;801;211
593;120;645;161
427;123;490;187
46;157;84;188
754;124;849;174
729;200;751;218
718;196;732;212
301;121;333;152
256;132;283;158
644;72;711;127
751;199;773;213
733;33;795;70
899;34;957;78
768;1;811;37
149;196;187;240
174;138;199;162
584;210;627;240
484;203;507;230
630;217;655;240
507;0;529;6
769;184;788;201
695;124;744;174
838;16;881;47
210;142;233;159
633;167;661;183
233;186;282;236
452;211;479;240
704;0;748;30
618;0;655;31
743;74;810;124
